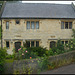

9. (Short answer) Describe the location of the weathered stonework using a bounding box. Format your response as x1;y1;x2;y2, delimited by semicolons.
2;19;75;54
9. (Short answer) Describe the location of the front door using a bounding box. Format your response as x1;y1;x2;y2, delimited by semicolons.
15;42;21;52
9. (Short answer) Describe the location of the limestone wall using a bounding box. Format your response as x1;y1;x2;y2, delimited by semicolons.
4;50;75;74
2;19;75;54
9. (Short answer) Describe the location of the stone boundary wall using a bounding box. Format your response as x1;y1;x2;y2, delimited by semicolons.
4;50;75;74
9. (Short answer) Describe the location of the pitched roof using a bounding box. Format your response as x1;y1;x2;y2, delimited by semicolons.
1;2;75;19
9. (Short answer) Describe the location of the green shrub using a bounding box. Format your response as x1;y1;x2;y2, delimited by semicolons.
6;54;14;59
48;48;54;56
57;39;64;51
37;55;48;73
27;47;48;57
13;47;38;59
0;48;7;73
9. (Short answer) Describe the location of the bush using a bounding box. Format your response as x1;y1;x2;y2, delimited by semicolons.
47;48;54;56
37;55;48;73
0;48;7;73
6;54;14;59
57;39;64;51
27;47;48;57
13;47;38;59
13;46;48;59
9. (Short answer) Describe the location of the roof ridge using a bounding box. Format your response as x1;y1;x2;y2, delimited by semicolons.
6;1;71;5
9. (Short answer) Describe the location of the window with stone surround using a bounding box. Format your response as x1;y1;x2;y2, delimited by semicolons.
6;41;9;48
16;20;20;24
61;21;72;29
26;21;39;29
26;40;39;47
6;21;9;29
61;40;68;44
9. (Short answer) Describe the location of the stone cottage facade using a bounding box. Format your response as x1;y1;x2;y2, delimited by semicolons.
1;2;75;54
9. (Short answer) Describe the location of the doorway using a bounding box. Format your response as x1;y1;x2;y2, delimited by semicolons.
15;42;21;52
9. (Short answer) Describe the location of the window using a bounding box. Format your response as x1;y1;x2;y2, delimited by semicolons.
61;41;64;44
36;21;39;29
6;21;9;29
26;40;39;47
31;21;35;29
61;40;68;45
6;41;9;48
31;41;34;47
16;20;20;24
65;22;68;29
26;21;39;29
26;41;30;47
36;41;39;47
27;21;30;29
65;41;68;44
69;22;72;29
61;21;72;29
61;22;64;29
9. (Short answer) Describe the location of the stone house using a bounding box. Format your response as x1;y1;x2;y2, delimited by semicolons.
1;2;75;54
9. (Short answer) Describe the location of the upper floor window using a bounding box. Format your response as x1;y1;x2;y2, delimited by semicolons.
6;21;9;29
31;21;35;29
27;21;30;29
36;21;39;29
26;21;39;29
61;21;72;29
16;20;20;24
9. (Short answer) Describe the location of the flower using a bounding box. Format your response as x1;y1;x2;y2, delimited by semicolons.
22;53;24;55
30;57;32;59
18;48;21;51
25;50;28;53
18;49;20;51
19;48;21;50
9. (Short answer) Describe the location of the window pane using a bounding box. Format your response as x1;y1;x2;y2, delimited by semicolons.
31;21;35;29
36;41;39;47
61;22;64;29
31;41;34;47
6;21;9;29
16;20;20;24
61;41;64;44
6;41;9;48
26;41;30;47
27;21;30;29
65;22;68;29
36;21;39;29
69;22;72;29
65;41;68;44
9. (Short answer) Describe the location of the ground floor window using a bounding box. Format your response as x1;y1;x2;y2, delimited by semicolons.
26;41;30;47
26;40;39;47
6;41;9;48
61;40;68;44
